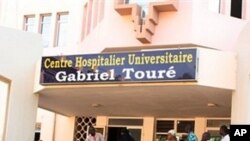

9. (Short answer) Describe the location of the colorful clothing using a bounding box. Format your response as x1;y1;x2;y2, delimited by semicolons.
186;132;198;141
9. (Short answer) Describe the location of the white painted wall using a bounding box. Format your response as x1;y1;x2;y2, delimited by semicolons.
0;27;42;141
0;0;249;140
36;108;56;141
231;22;250;124
36;108;75;141
198;48;236;90
0;79;9;141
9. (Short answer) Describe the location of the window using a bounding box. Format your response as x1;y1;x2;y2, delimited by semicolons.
156;119;195;141
207;119;230;128
55;13;68;47
92;0;99;29
0;77;10;141
98;0;105;22
24;15;35;32
231;0;242;18
126;0;158;24
86;0;93;35
81;4;88;41
156;120;174;132
206;119;230;141
81;0;105;40
124;0;129;4
108;118;143;126
34;122;41;141
209;0;221;13
177;120;195;133
40;14;51;47
127;0;150;17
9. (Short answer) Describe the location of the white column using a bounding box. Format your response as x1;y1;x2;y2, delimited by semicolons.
37;109;56;141
231;22;250;124
0;27;42;141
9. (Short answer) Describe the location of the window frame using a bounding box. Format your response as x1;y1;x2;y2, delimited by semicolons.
39;14;52;47
0;75;11;141
54;12;69;47
23;15;36;32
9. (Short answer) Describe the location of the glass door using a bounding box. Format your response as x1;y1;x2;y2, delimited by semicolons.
107;118;143;141
107;126;142;141
127;127;142;141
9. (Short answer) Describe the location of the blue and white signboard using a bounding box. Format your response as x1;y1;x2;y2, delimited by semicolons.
40;48;198;85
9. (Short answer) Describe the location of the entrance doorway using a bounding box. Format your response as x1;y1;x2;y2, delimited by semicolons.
107;118;143;141
107;127;142;141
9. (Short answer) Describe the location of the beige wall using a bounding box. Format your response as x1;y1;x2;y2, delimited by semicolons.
143;117;154;141
194;117;206;140
54;114;75;141
0;27;42;141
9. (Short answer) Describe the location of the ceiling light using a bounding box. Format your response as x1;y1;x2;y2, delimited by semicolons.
207;103;218;107
91;103;102;108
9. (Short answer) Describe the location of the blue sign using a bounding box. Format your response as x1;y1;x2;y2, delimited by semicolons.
40;48;198;85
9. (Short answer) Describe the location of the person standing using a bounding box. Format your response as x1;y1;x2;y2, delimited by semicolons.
119;128;135;141
167;129;178;141
201;132;211;141
185;125;198;141
219;125;230;141
85;126;105;141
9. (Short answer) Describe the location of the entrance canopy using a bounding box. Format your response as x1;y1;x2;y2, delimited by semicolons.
37;83;232;117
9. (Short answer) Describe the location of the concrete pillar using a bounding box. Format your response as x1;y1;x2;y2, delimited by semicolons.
37;109;56;141
194;117;206;141
96;116;108;139
54;114;75;141
231;22;250;124
143;117;154;141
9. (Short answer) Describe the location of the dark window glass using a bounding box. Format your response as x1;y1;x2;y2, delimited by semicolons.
177;120;195;133
231;0;242;18
108;119;143;126
34;132;40;141
207;119;230;127
156;120;174;132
